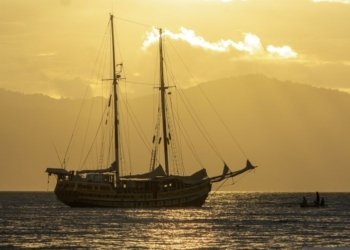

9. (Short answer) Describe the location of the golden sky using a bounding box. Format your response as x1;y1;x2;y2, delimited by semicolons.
1;0;350;191
1;0;350;98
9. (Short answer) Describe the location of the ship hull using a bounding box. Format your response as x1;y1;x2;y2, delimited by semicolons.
58;193;209;208
54;179;211;208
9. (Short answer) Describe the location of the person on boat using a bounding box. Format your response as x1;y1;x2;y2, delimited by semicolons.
314;192;320;206
320;197;325;206
301;196;308;206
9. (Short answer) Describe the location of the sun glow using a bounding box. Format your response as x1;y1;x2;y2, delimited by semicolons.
312;0;350;4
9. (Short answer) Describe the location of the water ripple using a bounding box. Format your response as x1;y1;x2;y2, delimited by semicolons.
1;192;349;249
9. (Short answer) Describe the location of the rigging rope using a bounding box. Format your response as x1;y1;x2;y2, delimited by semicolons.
176;88;225;161
124;80;156;86
77;22;110;170
80;104;109;169
115;16;154;29
167;40;249;160
168;93;185;175
51;139;63;168
162;41;223;162
113;20;132;173
62;93;87;168
119;94;152;153
198;86;249;159
176;114;204;167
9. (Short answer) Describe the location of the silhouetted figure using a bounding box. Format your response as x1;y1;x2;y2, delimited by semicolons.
320;197;325;206
302;196;308;206
314;192;320;206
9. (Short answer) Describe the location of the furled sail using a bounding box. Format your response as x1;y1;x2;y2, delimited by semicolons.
123;165;167;179
76;161;117;174
174;168;209;184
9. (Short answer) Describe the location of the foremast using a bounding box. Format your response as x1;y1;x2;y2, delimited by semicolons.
110;14;121;181
159;29;170;176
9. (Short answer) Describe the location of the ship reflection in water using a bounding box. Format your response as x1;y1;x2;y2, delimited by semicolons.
1;192;350;249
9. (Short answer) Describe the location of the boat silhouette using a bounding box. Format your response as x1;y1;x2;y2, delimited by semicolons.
46;14;256;208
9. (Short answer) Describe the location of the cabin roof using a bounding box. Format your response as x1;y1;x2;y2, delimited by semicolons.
46;168;70;175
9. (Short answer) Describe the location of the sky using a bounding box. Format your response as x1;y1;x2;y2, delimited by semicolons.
0;0;350;99
1;0;350;191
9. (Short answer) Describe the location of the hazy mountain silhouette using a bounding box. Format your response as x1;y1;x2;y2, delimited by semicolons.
1;74;349;191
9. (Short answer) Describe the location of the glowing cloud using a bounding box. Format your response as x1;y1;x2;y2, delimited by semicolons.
143;27;262;53
266;45;298;58
312;0;350;3
143;27;263;54
143;27;298;59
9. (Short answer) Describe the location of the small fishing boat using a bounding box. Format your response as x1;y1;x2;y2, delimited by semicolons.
300;203;327;208
300;193;326;208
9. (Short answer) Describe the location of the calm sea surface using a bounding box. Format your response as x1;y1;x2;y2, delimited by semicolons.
0;192;349;249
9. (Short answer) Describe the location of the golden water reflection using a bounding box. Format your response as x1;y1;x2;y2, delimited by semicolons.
1;192;350;249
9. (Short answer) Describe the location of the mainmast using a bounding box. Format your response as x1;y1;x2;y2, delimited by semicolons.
110;14;120;181
159;29;170;176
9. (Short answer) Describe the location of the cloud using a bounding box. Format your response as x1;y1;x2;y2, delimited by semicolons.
312;0;350;3
143;27;297;59
143;27;262;53
266;45;298;59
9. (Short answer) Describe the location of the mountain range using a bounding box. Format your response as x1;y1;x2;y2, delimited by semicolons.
1;74;349;191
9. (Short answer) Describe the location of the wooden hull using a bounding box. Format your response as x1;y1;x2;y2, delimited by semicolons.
54;179;212;208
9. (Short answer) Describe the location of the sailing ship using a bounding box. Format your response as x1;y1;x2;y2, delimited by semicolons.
46;14;256;208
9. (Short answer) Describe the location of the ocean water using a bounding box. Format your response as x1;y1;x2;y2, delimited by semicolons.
0;192;349;249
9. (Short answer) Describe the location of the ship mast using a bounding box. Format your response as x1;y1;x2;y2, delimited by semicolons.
159;29;170;176
110;14;120;181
